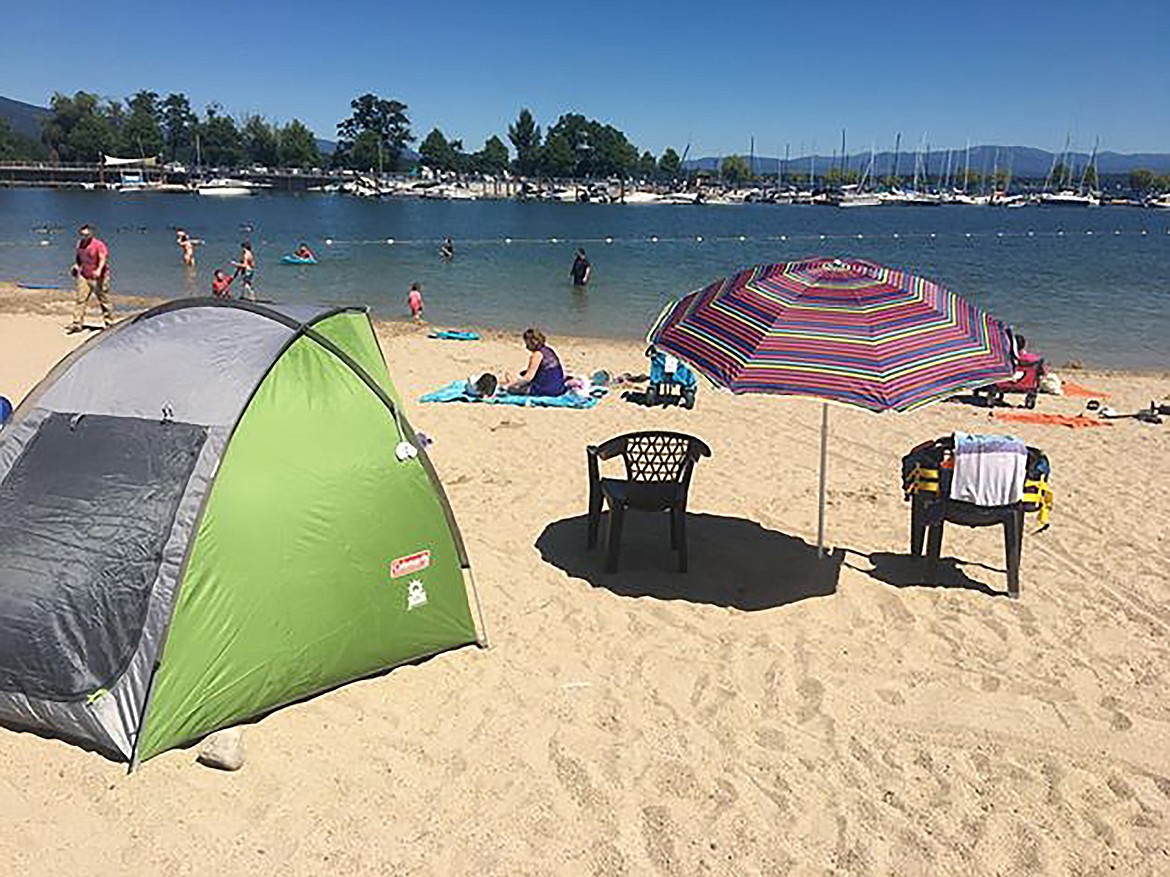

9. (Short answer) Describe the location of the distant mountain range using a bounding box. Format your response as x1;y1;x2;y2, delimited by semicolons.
0;95;50;139
685;145;1170;178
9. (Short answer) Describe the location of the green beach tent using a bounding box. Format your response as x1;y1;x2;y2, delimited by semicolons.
0;299;485;765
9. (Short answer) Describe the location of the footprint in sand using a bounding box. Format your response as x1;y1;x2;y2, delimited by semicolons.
1099;695;1133;731
795;678;824;723
641;806;682;876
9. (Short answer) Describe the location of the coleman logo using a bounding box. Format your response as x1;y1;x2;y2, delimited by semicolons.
390;550;431;579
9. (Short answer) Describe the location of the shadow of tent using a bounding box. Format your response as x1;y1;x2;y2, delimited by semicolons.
535;512;842;610
858;551;1007;597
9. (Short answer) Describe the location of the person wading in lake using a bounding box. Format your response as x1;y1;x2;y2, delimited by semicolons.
440;237;454;261
570;247;591;287
176;229;199;267
232;241;256;301
68;224;114;333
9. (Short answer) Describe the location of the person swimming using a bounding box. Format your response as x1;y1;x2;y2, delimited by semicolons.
439;237;454;261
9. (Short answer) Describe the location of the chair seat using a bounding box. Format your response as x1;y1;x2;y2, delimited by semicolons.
600;478;683;511
928;498;1022;527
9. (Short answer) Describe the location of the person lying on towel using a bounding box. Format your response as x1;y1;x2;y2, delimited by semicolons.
504;328;565;396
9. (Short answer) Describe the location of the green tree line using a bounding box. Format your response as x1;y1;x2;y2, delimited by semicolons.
3;89;696;181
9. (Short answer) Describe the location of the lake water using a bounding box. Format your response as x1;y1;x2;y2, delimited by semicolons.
1;188;1168;370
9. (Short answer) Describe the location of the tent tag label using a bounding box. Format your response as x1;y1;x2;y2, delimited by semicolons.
407;580;428;610
390;550;431;579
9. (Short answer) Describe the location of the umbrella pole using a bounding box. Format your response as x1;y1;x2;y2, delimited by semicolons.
817;402;828;557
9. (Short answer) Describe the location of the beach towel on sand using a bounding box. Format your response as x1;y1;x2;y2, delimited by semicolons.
950;432;1027;507
420;381;600;409
993;410;1112;429
428;330;481;341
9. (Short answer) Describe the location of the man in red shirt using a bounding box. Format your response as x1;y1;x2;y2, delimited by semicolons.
68;224;114;333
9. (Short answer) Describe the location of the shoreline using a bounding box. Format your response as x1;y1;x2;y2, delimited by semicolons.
3;281;1167;381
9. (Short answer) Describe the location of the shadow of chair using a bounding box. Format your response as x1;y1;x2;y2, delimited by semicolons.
537;512;842;610
856;551;1005;597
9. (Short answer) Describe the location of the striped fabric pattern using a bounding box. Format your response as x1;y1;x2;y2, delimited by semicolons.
648;258;1015;413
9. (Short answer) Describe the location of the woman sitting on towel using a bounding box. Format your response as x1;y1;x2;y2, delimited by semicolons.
505;328;565;396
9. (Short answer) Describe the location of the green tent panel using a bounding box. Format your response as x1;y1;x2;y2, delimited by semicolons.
0;299;484;766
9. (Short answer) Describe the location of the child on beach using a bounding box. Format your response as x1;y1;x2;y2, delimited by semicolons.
408;282;424;322
211;269;234;299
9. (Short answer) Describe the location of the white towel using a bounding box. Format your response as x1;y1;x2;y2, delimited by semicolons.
950;432;1027;507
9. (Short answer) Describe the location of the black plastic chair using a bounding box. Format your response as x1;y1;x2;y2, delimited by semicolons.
586;431;712;573
911;492;1025;598
904;436;1043;598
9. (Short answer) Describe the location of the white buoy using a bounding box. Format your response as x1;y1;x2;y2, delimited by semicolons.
40;240;50;246
504;237;512;244
780;235;787;241
819;234;826;240
605;237;613;244
929;233;936;239
1085;230;1093;235
1027;231;1034;237
965;233;972;238
325;238;333;245
651;236;658;242
696;235;703;242
1140;229;1147;235
386;238;394;244
1114;230;1121;235
892;233;899;239
738;235;746;242
550;237;558;243
997;232;1004;238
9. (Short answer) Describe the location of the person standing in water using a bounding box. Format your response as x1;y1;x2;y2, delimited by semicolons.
570;247;591;287
176;229;199;267
439;237;454;261
232;241;256;301
68;224;114;333
408;282;424;322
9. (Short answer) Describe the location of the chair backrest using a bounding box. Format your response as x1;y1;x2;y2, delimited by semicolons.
598;431;711;484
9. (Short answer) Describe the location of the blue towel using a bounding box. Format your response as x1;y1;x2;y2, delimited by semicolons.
420;381;599;409
428;330;481;341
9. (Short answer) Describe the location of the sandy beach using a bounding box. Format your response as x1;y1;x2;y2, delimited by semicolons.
1;282;1169;876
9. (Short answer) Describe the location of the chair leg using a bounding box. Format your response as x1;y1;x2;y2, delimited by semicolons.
669;506;679;549
910;497;927;556
605;505;625;574
1004;509;1024;598
587;490;603;549
676;506;689;573
925;520;944;582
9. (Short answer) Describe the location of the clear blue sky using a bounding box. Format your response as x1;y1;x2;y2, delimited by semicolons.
2;0;1167;156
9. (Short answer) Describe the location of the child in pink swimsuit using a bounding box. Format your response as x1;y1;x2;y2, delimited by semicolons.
408;282;424;322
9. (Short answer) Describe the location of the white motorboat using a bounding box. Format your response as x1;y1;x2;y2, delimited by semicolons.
1038;190;1100;206
196;178;258;196
1145;193;1170;209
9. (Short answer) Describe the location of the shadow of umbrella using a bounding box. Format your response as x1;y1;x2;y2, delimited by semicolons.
857;551;1007;598
535;512;842;611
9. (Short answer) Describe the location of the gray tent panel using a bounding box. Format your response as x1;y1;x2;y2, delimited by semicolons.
34;308;295;427
0;413;206;701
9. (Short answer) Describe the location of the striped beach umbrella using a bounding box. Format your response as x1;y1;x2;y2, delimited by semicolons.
648;257;1015;552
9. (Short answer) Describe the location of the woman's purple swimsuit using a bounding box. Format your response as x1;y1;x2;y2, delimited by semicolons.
528;345;566;396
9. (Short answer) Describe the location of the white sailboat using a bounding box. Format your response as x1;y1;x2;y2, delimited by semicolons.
196;178;258;196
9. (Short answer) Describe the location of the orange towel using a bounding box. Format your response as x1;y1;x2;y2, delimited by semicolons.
1061;380;1109;398
993;410;1112;428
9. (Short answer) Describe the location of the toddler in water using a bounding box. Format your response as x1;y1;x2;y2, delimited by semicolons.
408;282;424;322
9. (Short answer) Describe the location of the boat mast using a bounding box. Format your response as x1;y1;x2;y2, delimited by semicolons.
1078;137;1099;194
891;132;901;189
963;140;971;194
